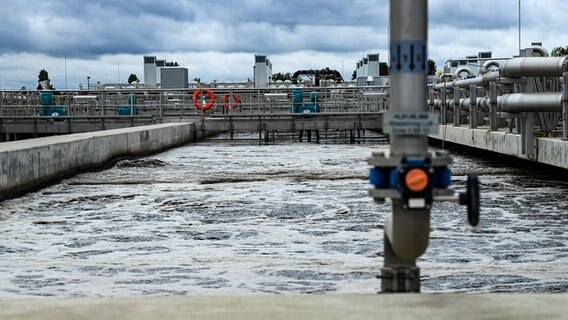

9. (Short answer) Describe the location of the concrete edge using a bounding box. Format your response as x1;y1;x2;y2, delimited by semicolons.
430;125;568;170
0;294;567;320
0;123;213;201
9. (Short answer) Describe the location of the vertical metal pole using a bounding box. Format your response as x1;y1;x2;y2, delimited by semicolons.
518;0;522;53
382;0;429;293
159;91;164;117
257;89;261;113
489;82;498;130
427;89;434;112
0;91;3;138
469;85;477;129
441;87;447;124
453;87;460;126
562;72;568;140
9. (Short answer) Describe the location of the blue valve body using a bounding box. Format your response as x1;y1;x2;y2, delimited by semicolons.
370;158;452;190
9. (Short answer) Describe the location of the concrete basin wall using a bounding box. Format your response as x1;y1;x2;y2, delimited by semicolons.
430;125;568;170
0;123;198;201
537;137;568;169
430;126;522;157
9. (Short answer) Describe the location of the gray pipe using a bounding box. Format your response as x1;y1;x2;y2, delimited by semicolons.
460;98;471;109
498;93;562;113
432;71;499;89
439;73;454;82
432;80;455;89
430;97;489;111
386;0;430;263
479;60;500;75
455;66;473;78
500;57;567;78
433;93;564;113
427;98;442;108
530;45;550;57
454;71;499;87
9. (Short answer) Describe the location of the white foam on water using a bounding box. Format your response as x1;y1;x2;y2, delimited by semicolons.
0;134;567;296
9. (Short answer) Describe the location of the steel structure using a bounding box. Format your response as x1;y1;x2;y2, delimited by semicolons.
428;46;568;159
369;0;479;293
0;85;388;141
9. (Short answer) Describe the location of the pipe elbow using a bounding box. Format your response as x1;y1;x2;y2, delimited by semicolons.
480;60;500;75
454;67;473;78
530;46;550;57
385;211;431;261
439;73;454;82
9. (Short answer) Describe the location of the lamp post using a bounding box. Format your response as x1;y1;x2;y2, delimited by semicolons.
87;76;90;90
518;0;522;53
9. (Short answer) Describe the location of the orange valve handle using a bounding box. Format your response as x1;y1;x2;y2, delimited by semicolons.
404;168;429;193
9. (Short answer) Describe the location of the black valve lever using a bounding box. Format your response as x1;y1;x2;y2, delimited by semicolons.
459;173;480;226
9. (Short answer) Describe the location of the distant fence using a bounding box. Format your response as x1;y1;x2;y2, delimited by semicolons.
0;85;389;118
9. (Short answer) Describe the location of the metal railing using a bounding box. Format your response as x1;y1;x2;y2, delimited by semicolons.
0;85;390;118
427;48;567;160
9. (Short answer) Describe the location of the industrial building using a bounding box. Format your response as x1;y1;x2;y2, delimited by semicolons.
144;56;158;86
160;67;189;89
144;56;188;88
355;53;382;85
254;55;273;88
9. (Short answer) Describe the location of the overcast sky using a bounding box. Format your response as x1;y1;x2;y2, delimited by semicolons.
0;0;567;89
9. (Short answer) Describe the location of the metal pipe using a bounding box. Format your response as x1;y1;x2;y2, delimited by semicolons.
439;73;454;82
500;57;568;78
382;0;429;292
453;87;460;126
469;84;478;128
489;82;498;130
563;72;568;139
454;66;473;78
530;45;550;57
479;60;500;75
455;71;499;87
459;97;471;109
390;1;428;156
430;97;489;111
432;71;499;89
498;93;562;113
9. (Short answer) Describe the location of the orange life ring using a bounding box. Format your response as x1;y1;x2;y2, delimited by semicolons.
193;89;216;111
222;94;240;109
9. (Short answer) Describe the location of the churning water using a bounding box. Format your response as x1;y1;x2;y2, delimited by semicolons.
0;132;567;297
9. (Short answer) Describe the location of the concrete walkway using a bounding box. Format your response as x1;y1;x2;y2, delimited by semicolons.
0;294;566;319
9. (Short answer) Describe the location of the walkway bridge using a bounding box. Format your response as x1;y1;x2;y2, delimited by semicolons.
0;85;387;141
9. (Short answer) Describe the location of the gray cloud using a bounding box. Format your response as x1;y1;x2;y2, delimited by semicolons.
1;0;568;89
0;0;389;59
430;0;518;30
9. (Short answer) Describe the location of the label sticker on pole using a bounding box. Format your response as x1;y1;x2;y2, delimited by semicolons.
390;40;427;74
383;112;439;135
